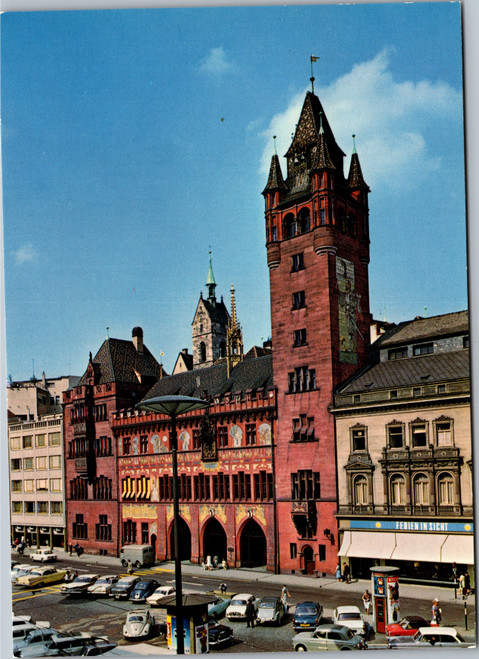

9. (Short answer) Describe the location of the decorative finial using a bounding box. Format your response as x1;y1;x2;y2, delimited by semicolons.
106;327;110;339
319;112;324;135
273;135;277;155
310;55;319;94
352;134;357;154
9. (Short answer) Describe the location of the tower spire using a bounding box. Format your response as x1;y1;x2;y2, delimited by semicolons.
227;284;244;377
206;250;217;305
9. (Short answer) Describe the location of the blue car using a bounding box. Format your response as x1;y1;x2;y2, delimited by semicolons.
208;596;232;620
293;601;323;632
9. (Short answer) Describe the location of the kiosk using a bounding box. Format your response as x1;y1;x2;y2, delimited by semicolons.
161;593;216;654
370;566;400;633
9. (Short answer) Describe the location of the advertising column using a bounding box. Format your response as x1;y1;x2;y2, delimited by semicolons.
370;566;400;633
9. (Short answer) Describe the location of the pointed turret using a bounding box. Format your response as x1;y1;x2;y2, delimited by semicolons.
348;135;370;191
311;113;336;172
262;153;288;195
227;284;244;377
206;251;217;305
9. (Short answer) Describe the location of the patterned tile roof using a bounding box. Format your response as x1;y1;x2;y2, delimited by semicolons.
263;154;288;194
77;338;165;386
338;349;470;394
142;354;273;401
200;297;229;325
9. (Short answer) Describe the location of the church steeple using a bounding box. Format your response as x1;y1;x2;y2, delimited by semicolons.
206;251;217;305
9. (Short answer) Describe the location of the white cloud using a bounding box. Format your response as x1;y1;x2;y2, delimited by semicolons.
13;243;38;265
259;49;461;191
199;46;233;77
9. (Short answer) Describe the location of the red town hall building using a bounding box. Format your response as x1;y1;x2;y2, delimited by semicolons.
63;86;372;575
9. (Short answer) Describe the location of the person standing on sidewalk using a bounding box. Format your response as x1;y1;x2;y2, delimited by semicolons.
246;597;256;628
459;573;466;598
343;564;350;584
431;599;442;625
362;589;371;614
336;563;342;582
127;559;133;575
281;585;290;610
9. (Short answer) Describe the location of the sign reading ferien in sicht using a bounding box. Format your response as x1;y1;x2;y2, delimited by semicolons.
349;519;474;533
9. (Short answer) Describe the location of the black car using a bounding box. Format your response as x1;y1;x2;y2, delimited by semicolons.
208;622;234;649
293;601;324;632
109;576;140;599
129;579;160;603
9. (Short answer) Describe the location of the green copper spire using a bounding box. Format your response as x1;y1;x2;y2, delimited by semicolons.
206;250;217;304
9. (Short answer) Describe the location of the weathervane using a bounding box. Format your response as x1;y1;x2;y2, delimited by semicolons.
310;55;319;93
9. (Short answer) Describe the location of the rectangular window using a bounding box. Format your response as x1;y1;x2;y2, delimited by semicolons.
141;522;149;545
193;428;200;450
217;426;228;448
291;252;304;272
11;480;22;493
23;435;33;449
23;457;34;470
50;478;62;492
36;479;48;491
320;208;326;224
48;432;61;446
12;501;22;514
123;520;136;544
49;455;61;469
24;479;34;492
292;416;315;442
413;342;433;356
290;543;297;559
96;515;112;541
291;470;320;500
73;514;88;540
436;421;452;446
437;384;446;394
10;436;21;450
36;434;46;447
24;501;35;514
352;428;366;452
11;458;21;471
288;366;316;393
389;390;398;399
411;423;428;448
50;501;62;514
413;387;422;397
463;335;469;348
232;472;251;501
293;328;307;347
292;290;306;310
246;423;257;446
123;437;131;455
318;544;326;562
388;425;404;449
37;501;48;514
36;456;47;470
388;347;408;360
140;435;148;454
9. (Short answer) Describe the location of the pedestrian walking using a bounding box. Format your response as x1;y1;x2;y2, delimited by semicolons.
464;571;471;595
219;582;227;595
431;599;442;625
246;597;256;628
343;564;350;584
281;585;290;609
127;559;133;575
336;563;342;582
459;573;466;598
362;589;371;614
69;544;73;556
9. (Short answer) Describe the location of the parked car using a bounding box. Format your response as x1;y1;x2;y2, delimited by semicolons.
389;627;471;649
333;606;364;634
123;609;155;640
13;622;51;650
16;567;67;588
293;601;324;632
225;593;259;620
13;627;59;656
15;631;116;657
386;615;431;637
208;622;234;649
119;545;155;569
110;576;140;599
80;637;119;656
256;596;286;626
31;548;58;563
12;565;37;584
13;615;33;626
87;575;120;597
61;574;99;595
129;579;160;603
292;623;367;652
146;585;174;606
208;596;231;620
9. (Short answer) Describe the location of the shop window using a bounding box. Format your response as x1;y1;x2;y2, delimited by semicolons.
390;474;406;505
413;473;430;505
437;472;454;506
353;475;368;505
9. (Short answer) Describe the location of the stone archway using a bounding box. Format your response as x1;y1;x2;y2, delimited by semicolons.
202;517;227;564
169;517;191;561
239;518;267;568
302;544;315;574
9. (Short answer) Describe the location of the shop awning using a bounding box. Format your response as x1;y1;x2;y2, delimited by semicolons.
441;534;475;564
339;531;396;559
390;533;447;562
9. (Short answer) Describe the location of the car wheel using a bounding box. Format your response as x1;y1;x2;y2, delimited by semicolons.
339;647;352;651
135;561;141;568
121;560;127;567
295;645;307;652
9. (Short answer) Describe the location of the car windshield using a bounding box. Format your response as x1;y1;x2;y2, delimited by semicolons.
134;582;149;588
344;629;355;639
297;607;317;615
128;615;145;622
74;576;93;583
117;579;134;586
231;599;247;606
259;602;275;609
338;612;361;620
28;570;43;576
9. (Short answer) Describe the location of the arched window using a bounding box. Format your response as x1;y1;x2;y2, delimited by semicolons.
199;342;206;363
353;475;368;506
413;473;429;505
437;472;454;506
284;213;297;238
390;474;406;505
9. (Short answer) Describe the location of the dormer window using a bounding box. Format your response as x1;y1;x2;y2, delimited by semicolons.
388;347;408;360
413;342;433;356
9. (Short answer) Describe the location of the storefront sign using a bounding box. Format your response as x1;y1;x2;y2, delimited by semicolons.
350;520;473;533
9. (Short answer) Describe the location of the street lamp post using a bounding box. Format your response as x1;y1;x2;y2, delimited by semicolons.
136;395;209;654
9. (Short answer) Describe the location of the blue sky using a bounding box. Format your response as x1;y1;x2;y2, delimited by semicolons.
1;2;468;380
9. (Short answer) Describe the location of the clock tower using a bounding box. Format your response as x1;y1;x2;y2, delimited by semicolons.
263;89;372;574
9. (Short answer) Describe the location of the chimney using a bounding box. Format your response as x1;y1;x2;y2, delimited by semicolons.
132;327;144;353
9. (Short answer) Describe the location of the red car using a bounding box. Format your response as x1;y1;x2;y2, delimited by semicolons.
386;616;431;637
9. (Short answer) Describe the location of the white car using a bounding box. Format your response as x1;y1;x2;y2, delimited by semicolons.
225;593;259;620
61;574;99;595
31;548;58;562
333;606;364;634
146;585;176;606
12;565;36;583
87;575;120;596
123;609;155;639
